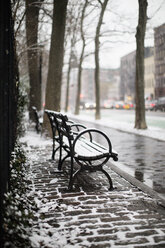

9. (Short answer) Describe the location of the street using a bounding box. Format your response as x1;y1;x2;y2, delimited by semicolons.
71;109;165;199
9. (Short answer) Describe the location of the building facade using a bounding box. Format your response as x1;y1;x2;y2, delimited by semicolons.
154;23;165;98
120;51;136;102
144;51;155;99
120;47;155;102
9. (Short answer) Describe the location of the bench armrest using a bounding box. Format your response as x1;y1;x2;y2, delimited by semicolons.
70;123;87;134
111;151;118;161
67;120;75;124
72;128;113;155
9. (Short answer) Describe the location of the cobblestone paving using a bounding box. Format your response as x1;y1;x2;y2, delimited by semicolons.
24;137;165;248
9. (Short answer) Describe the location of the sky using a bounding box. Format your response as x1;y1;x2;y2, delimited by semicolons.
84;0;165;69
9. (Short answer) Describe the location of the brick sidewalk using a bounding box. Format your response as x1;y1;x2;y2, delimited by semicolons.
24;134;165;248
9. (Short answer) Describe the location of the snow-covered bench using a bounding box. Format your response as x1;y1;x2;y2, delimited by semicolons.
45;110;118;190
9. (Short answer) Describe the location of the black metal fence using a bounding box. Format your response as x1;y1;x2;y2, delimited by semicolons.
0;0;18;246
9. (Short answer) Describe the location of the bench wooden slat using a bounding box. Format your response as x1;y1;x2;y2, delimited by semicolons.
63;136;109;159
74;140;109;160
80;138;108;153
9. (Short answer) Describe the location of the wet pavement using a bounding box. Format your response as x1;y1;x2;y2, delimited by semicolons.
70;118;165;199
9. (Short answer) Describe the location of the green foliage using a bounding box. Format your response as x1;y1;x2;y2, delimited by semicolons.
3;144;36;248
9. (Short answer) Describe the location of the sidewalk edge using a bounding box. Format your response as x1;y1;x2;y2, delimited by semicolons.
109;161;165;209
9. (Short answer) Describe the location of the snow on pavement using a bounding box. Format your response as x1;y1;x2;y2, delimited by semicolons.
19;129;165;248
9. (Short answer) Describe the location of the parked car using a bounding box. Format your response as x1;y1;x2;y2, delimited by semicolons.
123;102;134;110
79;102;85;110
153;97;165;112
145;100;157;111
103;100;114;109
84;102;96;109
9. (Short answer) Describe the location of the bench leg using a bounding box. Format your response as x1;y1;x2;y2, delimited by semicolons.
52;138;56;160
68;156;74;190
101;167;113;190
59;154;70;170
52;145;60;160
58;144;63;171
68;165;114;191
68;166;84;190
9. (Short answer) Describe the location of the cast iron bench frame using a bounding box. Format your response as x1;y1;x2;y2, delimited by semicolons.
45;110;118;190
45;110;86;160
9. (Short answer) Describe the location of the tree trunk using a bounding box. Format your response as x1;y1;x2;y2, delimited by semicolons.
74;49;84;115
95;0;109;120
135;0;148;129
65;52;72;112
44;0;68;134
74;0;88;115
26;0;42;120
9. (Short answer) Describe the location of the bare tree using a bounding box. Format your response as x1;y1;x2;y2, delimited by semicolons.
74;0;88;115
64;1;82;112
43;0;68;133
64;38;79;113
135;0;148;129
94;0;109;120
64;50;77;112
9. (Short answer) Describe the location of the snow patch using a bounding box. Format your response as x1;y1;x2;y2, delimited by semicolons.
49;178;58;184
